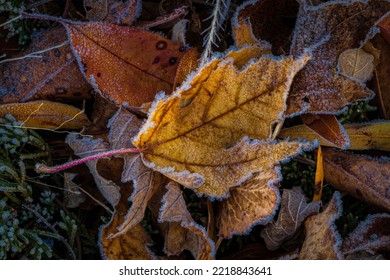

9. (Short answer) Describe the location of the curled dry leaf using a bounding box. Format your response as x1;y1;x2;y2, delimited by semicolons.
159;181;215;260
84;0;141;25
286;0;390;116
0;28;91;104
300;114;350;149
65;23;188;106
260;187;320;251
299;192;343;260
134;46;314;198
232;0;299;54
98;158;154;260
66;134;120;207
342;213;390;258
218;168;281;239
279;121;390;151
338;48;375;82
0;101;90;130
322;148;390;211
106;108;166;237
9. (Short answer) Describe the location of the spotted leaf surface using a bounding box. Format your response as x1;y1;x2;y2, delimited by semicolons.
65;23;188;106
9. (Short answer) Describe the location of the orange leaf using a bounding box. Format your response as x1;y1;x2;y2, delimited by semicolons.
134;46;312;198
300;114;350;149
65;23;188;106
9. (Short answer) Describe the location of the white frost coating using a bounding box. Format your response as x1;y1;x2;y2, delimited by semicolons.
328;191;345;260
343;213;390;255
132;93;167;145
158;184;216;258
140;155;205;189
65;133;121;207
227;166;284;238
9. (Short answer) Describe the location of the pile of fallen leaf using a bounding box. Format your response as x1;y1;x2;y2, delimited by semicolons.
1;0;390;260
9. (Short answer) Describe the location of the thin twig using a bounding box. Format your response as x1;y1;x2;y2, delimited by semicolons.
0;15;22;28
0;41;69;64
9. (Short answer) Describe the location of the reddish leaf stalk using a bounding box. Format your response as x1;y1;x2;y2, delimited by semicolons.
36;148;140;173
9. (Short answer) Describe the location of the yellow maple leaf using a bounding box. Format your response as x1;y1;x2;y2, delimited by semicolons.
134;46;313;198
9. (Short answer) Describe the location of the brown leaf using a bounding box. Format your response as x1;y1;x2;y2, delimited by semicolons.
322;148;390;211
233;0;299;54
301;114;350;149
218;168;281;238
299;192;343;260
134;46;313;198
338;48;375;82
99;159;154;260
279;121;390;151
286;0;390;116
260;187;320;251
84;0;141;25
65;23;187;106
0;28;91;104
159;181;215;260
66;111;155;259
66;133;120;207
106;108;166;237
342;213;390;257
0;101;90;130
371;34;390;119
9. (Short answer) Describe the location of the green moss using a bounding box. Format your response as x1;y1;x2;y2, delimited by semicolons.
0;115;88;259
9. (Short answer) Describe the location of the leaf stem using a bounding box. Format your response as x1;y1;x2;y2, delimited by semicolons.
35;148;140;173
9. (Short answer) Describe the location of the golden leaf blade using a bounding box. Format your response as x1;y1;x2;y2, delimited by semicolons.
135;47;311;198
217;168;280;239
279;122;390;151
0;101;90;130
313;146;324;202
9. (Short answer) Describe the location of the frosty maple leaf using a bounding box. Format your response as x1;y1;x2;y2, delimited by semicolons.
134;46;315;198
